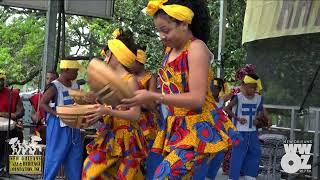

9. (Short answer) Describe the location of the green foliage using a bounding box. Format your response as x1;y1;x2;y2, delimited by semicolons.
246;33;320;106
0;0;247;87
0;8;45;86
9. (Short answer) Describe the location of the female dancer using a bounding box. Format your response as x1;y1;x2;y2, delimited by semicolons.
122;0;233;178
82;29;147;179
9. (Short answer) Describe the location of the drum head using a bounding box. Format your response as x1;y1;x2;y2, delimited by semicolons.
56;104;96;129
87;58;134;107
68;89;93;105
0;117;16;131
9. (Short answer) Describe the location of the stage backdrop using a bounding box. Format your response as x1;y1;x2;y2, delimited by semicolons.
242;0;320;44
242;0;320;107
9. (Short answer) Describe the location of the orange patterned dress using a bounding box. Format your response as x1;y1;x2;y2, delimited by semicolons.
82;74;147;180
151;40;237;179
137;72;158;149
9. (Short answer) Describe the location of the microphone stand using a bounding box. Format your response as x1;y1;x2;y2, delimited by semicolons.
298;64;320;115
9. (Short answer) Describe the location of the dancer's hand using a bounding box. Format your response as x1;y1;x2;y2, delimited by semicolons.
238;118;247;124
121;90;157;108
84;92;98;104
85;104;111;126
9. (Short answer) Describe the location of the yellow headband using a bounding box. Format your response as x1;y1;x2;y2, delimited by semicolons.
112;29;121;39
213;80;218;86
145;0;194;24
213;79;230;97
108;39;136;68
243;75;263;92
0;70;6;79
60;60;81;69
136;49;146;64
100;49;107;57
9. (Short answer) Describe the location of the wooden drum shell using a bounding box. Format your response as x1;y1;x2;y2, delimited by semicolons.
56;105;96;129
87;58;133;107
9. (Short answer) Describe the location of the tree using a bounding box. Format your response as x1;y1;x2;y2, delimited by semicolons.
0;7;45;87
0;0;248;87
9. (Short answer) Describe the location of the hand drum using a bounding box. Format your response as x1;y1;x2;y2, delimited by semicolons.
56;104;96;128
87;58;133;107
0;117;16;131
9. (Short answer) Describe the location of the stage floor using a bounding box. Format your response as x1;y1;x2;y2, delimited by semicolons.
0;168;283;180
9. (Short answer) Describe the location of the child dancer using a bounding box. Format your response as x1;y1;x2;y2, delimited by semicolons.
224;73;265;180
82;29;147;179
206;78;239;179
133;49;158;149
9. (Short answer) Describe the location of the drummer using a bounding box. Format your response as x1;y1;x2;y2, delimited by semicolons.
0;69;24;172
40;60;83;180
29;70;58;144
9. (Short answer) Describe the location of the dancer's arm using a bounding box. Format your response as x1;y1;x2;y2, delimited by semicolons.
122;40;211;110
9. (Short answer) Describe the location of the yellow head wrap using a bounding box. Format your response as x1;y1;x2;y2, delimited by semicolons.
100;48;107;57
107;29;137;68
0;69;6;79
60;60;82;69
136;49;146;64
243;75;263;92
145;0;194;24
112;29;121;39
213;79;230;97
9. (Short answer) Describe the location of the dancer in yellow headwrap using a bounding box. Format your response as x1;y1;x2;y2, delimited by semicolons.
224;73;268;179
40;59;83;180
132;49;158;148
206;78;240;179
121;0;233;179
82;29;147;180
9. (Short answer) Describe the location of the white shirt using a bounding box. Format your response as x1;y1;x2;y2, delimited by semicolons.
232;92;263;132
50;80;79;127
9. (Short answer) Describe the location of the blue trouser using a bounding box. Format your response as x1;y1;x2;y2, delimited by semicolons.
206;151;225;179
229;131;261;180
44;115;83;180
145;151;208;180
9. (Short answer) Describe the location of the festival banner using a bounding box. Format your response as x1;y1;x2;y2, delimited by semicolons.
242;0;320;44
8;136;44;175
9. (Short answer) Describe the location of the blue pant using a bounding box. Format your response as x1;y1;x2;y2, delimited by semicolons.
206;151;225;179
229;131;261;180
44;115;83;180
145;151;208;180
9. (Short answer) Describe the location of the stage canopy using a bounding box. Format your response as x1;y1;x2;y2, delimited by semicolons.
0;0;114;19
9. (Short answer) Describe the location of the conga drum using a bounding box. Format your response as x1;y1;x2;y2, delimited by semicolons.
0;117;16;131
259;133;287;180
56;104;97;129
87;58;134;107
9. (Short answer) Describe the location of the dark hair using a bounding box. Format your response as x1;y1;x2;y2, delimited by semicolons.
47;70;59;78
246;73;259;80
117;29;138;55
154;0;210;43
101;29;138;58
214;78;224;92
